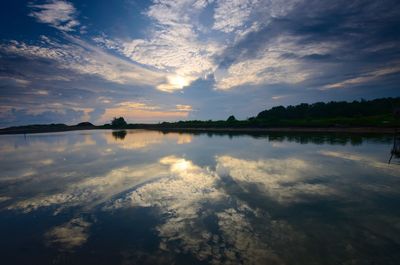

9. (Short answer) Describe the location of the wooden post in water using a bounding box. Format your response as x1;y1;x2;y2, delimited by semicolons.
389;107;400;164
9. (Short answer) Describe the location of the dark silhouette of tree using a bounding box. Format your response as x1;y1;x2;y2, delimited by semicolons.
111;117;127;128
256;97;400;120
76;122;94;127
227;115;237;122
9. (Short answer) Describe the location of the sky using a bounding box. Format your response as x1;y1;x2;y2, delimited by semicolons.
0;0;399;127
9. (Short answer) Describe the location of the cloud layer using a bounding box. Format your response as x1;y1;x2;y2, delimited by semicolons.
0;0;399;126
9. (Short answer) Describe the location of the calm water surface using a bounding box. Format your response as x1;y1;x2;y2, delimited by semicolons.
0;130;399;265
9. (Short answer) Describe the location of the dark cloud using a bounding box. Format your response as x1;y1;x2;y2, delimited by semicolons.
216;0;400;69
1;108;84;127
0;49;148;126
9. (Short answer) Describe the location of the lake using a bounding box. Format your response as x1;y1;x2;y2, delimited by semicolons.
0;129;399;265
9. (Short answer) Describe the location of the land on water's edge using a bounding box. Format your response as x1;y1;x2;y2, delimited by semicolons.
0;123;398;135
1;97;399;135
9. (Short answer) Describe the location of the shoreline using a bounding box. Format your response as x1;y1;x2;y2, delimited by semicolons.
0;126;397;135
150;127;398;134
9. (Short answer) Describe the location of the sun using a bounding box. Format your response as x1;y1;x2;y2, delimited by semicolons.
169;75;189;89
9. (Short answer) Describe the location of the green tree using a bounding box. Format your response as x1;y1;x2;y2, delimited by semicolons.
227;115;237;122
111;117;127;128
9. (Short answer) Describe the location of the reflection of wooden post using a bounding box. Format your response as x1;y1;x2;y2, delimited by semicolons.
389;130;400;164
389;107;400;163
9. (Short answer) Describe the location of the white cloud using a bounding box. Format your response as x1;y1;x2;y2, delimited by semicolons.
65;36;166;86
29;0;80;32
117;101;161;110
213;0;299;34
176;104;193;111
0;76;31;87
321;65;400;90
214;35;337;89
30;0;317;92
17;0;393;96
214;52;308;89
0;40;66;60
0;36;166;87
271;95;287;100
34;89;49;96
121;29;217;92
213;0;256;33
108;0;324;91
114;0;220;92
215;45;301;89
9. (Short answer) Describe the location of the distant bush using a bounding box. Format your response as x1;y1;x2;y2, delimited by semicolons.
226;115;237;122
76;122;94;127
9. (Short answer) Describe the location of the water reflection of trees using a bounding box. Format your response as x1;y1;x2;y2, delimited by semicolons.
112;130;127;140
162;131;393;146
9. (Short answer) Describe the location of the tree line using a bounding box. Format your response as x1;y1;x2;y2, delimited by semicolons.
256;97;400;120
105;97;399;129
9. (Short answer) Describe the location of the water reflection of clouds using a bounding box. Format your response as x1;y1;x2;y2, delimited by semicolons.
0;133;96;182
4;152;367;260
0;196;11;202
216;207;293;265
106;156;310;264
0;130;193;198
0;133;96;153
1;131;399;261
1;131;195;214
8;163;167;213
104;130;192;150
319;150;400;176
118;156;232;263
110;155;224;211
45;218;91;251
113;153;395;263
216;156;334;204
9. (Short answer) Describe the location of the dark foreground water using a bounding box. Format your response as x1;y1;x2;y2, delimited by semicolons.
0;130;399;265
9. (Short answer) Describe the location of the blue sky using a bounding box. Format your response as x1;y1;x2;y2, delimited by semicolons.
0;0;399;127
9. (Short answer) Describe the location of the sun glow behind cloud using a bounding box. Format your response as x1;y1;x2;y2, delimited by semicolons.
99;101;193;123
157;75;192;92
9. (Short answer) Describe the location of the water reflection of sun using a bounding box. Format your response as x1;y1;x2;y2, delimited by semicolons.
174;160;190;171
